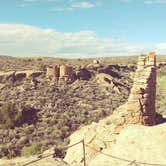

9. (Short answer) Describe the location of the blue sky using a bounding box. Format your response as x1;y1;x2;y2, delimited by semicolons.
0;0;166;57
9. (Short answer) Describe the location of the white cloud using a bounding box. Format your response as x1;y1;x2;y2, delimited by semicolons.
0;23;164;58
71;1;95;8
144;0;166;4
18;0;96;11
50;1;96;12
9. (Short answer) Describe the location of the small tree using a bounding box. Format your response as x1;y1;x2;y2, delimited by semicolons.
0;102;21;129
21;142;43;156
37;63;46;71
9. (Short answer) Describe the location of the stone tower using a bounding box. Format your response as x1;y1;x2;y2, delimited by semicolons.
59;65;74;82
46;65;60;80
126;52;156;125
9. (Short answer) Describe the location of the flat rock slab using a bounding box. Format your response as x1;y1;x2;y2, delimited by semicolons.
89;123;166;166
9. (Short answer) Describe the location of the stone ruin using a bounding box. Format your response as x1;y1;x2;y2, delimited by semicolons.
46;65;60;83
46;65;74;84
125;52;156;126
64;52;158;165
46;53;157;125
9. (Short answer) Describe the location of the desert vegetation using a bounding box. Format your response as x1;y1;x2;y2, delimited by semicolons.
0;55;165;159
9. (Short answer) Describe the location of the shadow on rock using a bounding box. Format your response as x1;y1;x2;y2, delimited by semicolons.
156;113;166;125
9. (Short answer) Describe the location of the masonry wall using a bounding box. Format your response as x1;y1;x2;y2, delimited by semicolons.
46;65;60;79
46;65;74;84
126;52;156;126
59;65;73;78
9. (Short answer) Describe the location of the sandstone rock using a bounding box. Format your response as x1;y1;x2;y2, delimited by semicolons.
89;123;166;166
0;70;43;83
26;70;43;78
64;104;128;164
15;71;26;81
75;68;91;80
95;73;121;93
95;73;114;88
0;83;6;90
0;71;15;83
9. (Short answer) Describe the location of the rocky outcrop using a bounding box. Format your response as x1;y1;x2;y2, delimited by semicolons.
0;71;15;83
0;70;43;83
64;52;158;165
89;123;166;166
95;73;120;93
75;68;92;80
64;104;128;164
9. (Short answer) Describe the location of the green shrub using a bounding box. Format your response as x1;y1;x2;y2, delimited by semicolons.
21;142;43;156
0;102;21;129
37;63;46;71
158;67;166;77
37;58;43;61
0;102;38;129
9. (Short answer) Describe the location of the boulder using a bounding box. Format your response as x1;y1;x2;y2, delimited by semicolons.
95;73;120;93
26;70;43;78
0;70;43;83
96;73;114;88
15;71;26;81
76;68;91;80
0;71;15;83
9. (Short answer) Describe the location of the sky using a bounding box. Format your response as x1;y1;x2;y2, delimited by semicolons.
0;0;166;57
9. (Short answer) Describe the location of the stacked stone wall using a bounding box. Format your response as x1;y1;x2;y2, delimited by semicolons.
46;65;60;79
126;52;156;125
46;65;74;84
59;65;73;78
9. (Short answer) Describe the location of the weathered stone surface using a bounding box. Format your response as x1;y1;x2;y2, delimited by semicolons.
89;123;166;166
64;104;127;164
95;73;120;93
0;70;43;83
75;68;92;80
95;73;114;87
64;53;158;165
0;71;15;83
26;70;43;78
126;53;156;126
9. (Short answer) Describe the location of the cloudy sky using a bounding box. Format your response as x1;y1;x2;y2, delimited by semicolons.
0;0;166;57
